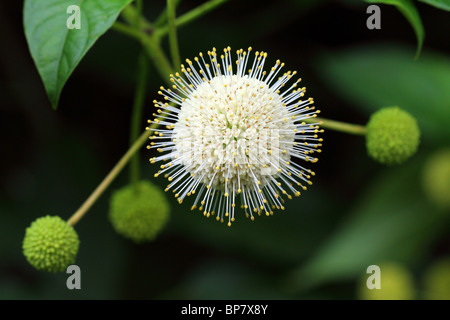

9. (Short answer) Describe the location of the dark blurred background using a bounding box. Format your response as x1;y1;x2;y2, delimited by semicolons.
1;0;449;299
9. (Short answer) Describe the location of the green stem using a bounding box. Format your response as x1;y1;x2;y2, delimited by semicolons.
121;4;153;32
154;0;182;28
167;0;181;71
134;0;143;28
155;0;229;38
111;21;142;41
115;0;229;81
129;52;149;189
112;24;174;83
141;36;174;83
306;116;367;136
67;129;152;227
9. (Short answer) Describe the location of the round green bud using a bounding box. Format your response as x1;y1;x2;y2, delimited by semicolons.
357;263;415;300
366;107;420;165
422;258;450;300
422;148;450;210
22;215;80;272
109;180;170;243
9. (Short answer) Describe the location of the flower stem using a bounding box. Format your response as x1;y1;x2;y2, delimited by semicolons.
306;116;367;136
154;0;182;28
129;52;149;189
111;22;173;83
155;0;229;38
67;130;151;227
111;21;142;40
114;0;229;80
140;36;174;83
120;3;153;32
133;0;144;32
114;5;174;81
167;0;181;71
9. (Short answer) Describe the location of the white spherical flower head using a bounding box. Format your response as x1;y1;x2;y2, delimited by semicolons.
147;47;323;226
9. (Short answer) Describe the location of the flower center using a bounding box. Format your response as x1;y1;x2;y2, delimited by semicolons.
173;74;295;192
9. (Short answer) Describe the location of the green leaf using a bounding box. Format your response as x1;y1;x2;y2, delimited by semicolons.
315;45;450;144
365;0;424;58
24;0;133;110
418;0;450;11
288;157;446;291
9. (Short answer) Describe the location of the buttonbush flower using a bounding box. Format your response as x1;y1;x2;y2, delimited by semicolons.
147;47;322;226
23;215;79;272
109;180;170;243
366;106;420;165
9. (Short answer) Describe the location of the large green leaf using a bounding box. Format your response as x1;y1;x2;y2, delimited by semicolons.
24;0;133;110
418;0;450;11
315;45;450;144
288;156;447;291
365;0;424;58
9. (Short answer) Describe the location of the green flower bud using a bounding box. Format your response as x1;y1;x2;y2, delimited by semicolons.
422;148;450;210
22;215;80;272
423;258;450;300
366;107;420;165
358;263;415;300
109;180;170;243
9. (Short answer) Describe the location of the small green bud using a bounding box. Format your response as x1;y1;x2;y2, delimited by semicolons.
358;263;415;300
423;258;450;300
22;215;80;272
422;148;450;210
366;107;420;165
109;180;170;243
